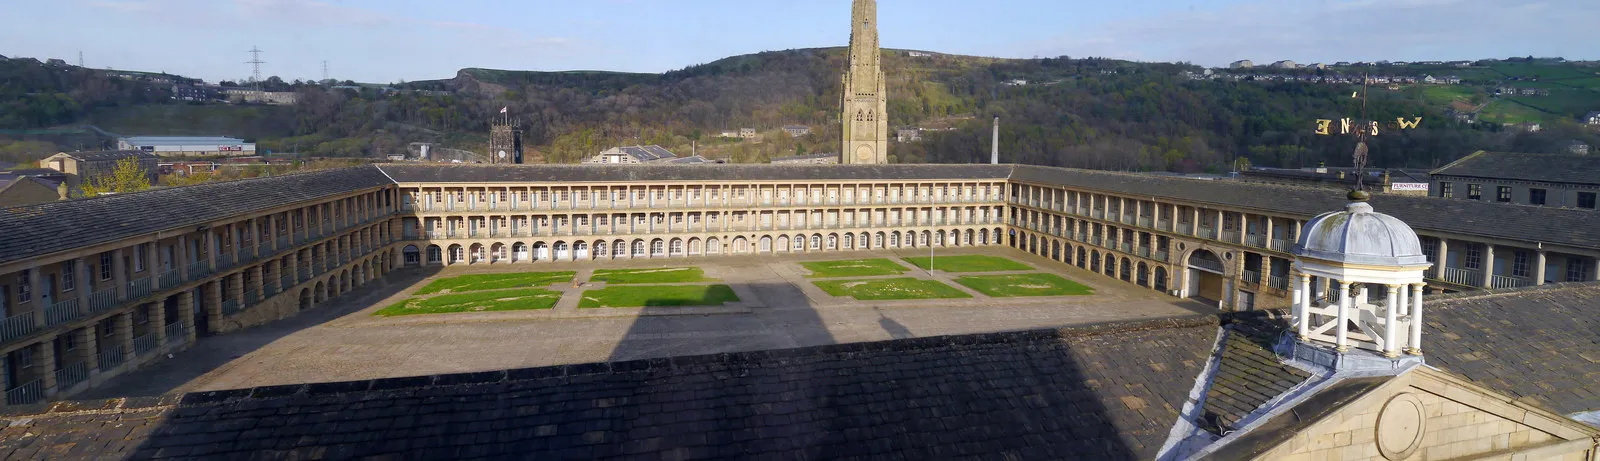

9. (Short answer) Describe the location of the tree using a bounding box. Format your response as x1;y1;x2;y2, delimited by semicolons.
78;157;151;197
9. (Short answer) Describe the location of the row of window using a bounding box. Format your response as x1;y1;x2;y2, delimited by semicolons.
1438;182;1597;208
412;185;1001;205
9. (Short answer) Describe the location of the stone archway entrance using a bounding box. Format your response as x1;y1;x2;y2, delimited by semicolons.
1187;249;1226;305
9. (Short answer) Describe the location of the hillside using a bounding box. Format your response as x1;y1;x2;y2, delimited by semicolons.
2;50;1597;171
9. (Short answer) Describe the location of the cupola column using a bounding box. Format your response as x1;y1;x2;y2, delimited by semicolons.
1335;281;1352;351
1383;284;1400;357
1407;283;1425;355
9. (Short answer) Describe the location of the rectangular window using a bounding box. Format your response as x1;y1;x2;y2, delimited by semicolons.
17;270;31;303
1579;192;1596;209
61;260;75;292
1439;182;1453;198
0;286;7;312
1463;244;1482;270
1496;186;1512;203
1511;251;1530;278
1422;239;1438;264
1569;260;1590;282
1467;184;1482;200
1529;188;1547;206
100;253;113;280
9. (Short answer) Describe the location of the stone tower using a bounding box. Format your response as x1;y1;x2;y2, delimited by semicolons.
841;0;888;165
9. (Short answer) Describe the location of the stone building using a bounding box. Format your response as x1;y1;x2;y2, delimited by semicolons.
841;0;889;164
0;165;1598;459
1430;151;1600;210
0;176;61;207
581;145;678;164
769;152;840;165
37;150;159;189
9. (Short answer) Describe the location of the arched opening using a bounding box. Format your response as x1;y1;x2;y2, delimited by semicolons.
920;231;931;247
554;241;570;260
532;242;550;261
1090;250;1101;272
650;239;665;257
427;245;443;265
1155;267;1170;292
810;235;822;250
890;232;901;248
612;240;627;259
490;243;506;263
1137;262;1151;287
979;228;989;245
1077;247;1087;268
688;238;702;256
298;288;311;310
1120;257;1132;281
874;232;886;249
594;241;609;259
632;239;647;258
964;229;974;246
827;234;838;250
447;245;464;265
1186;249;1227;304
468;244;485;264
706;237;721;255
1104;253;1116;277
513;242;528;262
402;245;420;267
733;237;748;254
314;281;326;303
670;238;684;256
574;241;590;260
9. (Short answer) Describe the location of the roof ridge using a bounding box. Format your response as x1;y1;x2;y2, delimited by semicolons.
1;164;380;212
0;314;1220;420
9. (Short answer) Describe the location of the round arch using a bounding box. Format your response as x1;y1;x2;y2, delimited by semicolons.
402;245;420;267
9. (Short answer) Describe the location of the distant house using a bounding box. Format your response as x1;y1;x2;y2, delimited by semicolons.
1583;111;1600;126
769;152;839;165
782;125;811;137
739;128;757;139
171;84;220;102
1270;60;1297;69
1451;111;1478;124
896;128;922;143
38;151;159;189
717;130;740;139
1334;61;1350;66
220;87;298;105
1565;141;1591;155
1422;75;1438;84
907;51;933;58
1003;79;1028;86
1229;60;1253;69
1443;76;1462;84
582;145;678;164
0;175;63;207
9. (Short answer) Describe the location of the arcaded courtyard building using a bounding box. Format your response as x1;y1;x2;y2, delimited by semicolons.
2;163;1600;407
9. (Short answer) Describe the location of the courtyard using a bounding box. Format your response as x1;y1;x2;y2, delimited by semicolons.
80;247;1213;398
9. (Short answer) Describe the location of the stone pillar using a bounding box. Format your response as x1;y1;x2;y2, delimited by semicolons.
80;326;99;377
1293;273;1309;340
177;289;196;343
285;252;299;286
1407;283;1424;355
1532;251;1547;286
1481;243;1495;287
116;312;134;364
150;301;166;344
265;214;278;253
266;260;281;295
75;257;91;307
1190;208;1200;235
203;282;221;336
1436;238;1449;276
1396;281;1410;315
37;335;57;394
249;218;261;259
176;235;190;280
1383;285;1399;357
112;248;128;299
1335;281;1352;352
145;239;159;277
1264;218;1275;249
1592;257;1600;282
250;267;264;302
204;231;217;271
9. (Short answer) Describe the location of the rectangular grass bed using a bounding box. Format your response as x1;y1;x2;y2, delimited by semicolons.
902;255;1031;272
800;259;907;278
414;271;575;295
590;267;714;284
813;277;972;300
954;273;1093;297
578;285;739;308
375;288;562;316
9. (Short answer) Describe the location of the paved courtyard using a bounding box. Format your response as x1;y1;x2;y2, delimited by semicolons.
83;247;1214;398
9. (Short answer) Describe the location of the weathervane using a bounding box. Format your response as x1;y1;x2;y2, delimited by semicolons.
1312;72;1423;191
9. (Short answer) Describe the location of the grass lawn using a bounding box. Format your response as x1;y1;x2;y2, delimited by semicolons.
954;273;1094;297
578;285;740;308
800;259;908;278
813;278;972;300
375;288;561;316
413;271;576;295
901;255;1031;273
590;267;714;284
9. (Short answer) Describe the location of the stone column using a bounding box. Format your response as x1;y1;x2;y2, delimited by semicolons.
79;326;98;377
1436;238;1449;277
204;231;217;270
203;282;221;336
75;257;91;307
176;235;190;280
1533;251;1547;286
177;289;195;343
1293;273;1309;340
1335;281;1352;352
285;252;299;286
1481;243;1495;287
1190;208;1200;235
249;218;262;259
37;335;57;394
1592;257;1600;282
250;267;264;302
1383;285;1400;357
1396;281;1410;315
150;301;166;344
116;312;134;365
1407;283;1424;355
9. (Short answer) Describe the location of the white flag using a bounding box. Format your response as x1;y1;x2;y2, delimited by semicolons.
499;106;508;114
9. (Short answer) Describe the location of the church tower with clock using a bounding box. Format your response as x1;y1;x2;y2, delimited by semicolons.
841;0;889;165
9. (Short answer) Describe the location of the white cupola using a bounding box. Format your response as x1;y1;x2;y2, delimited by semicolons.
1290;190;1432;360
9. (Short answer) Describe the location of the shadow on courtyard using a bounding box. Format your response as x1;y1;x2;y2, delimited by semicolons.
121;277;1152;459
75;267;444;399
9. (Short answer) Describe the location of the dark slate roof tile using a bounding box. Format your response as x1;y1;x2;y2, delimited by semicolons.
0;166;394;265
1431;151;1600;185
0;316;1220;460
1424;282;1600;415
375;163;1016;183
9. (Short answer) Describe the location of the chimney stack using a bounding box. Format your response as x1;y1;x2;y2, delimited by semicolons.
991;116;1000;165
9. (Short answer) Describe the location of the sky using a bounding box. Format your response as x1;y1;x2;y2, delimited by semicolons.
2;0;1595;83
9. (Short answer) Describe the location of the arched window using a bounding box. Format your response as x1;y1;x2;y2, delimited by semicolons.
651;239;665;256
856;110;864;122
866;110;875;122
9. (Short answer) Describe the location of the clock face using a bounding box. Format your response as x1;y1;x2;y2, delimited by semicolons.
498;150;507;158
855;145;873;162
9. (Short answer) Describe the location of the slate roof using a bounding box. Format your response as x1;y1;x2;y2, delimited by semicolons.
120;136;248;146
1422;282;1600;415
1429;151;1600;185
1200;313;1312;434
0;316;1219;461
56;150;158;162
0;166;394;266
376;163;1016;183
608;145;676;162
1008;164;1600;250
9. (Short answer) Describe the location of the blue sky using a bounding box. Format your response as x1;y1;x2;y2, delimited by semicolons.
3;0;1594;83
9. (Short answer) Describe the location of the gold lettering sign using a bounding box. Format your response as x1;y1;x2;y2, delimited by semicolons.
1368;121;1380;136
1340;118;1353;135
1397;117;1421;130
1315;119;1333;135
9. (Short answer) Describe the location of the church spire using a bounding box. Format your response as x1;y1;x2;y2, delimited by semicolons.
842;0;888;165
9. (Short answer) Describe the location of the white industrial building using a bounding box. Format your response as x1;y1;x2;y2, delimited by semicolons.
116;136;257;158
